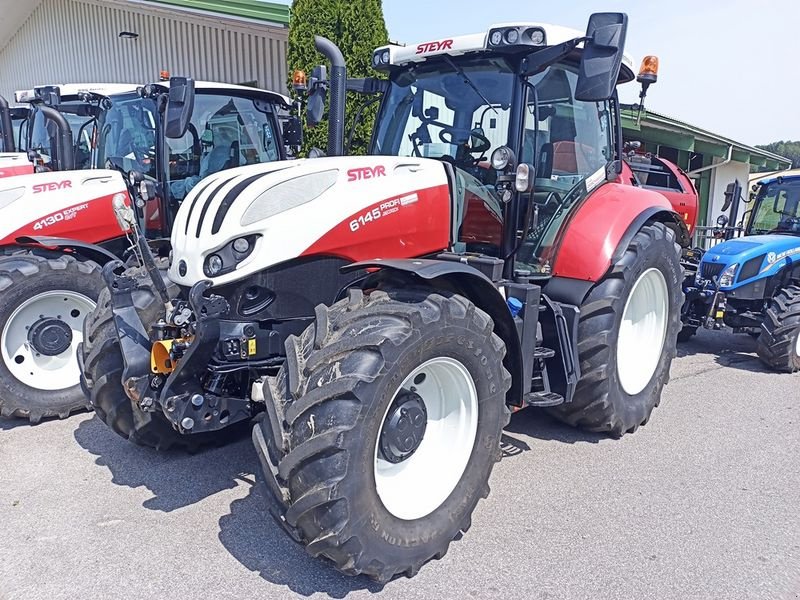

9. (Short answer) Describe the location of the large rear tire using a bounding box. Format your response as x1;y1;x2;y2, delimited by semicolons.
547;222;682;436
0;252;103;422
756;284;800;372
253;288;511;582
80;260;232;450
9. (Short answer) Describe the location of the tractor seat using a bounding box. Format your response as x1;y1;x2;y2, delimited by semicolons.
552;140;594;174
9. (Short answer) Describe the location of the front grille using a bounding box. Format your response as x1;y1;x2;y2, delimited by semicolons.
700;262;725;280
738;255;765;282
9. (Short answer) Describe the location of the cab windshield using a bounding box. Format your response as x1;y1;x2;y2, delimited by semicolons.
27;100;100;168
165;93;281;201
748;179;800;235
95;93;158;177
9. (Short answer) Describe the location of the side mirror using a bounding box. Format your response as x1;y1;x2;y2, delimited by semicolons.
165;77;195;139
575;12;628;102
282;116;303;148
306;65;328;128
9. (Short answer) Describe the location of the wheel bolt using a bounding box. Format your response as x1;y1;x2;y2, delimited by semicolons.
191;393;204;407
181;417;194;430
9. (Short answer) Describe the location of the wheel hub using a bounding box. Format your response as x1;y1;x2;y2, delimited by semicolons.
27;317;73;356
379;390;428;463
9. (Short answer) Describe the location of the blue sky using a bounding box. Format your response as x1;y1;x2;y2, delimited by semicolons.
278;1;799;145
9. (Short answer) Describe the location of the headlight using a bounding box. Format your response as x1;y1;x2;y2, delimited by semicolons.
504;29;520;44
490;146;515;170
717;263;738;287
515;163;532;193
528;28;545;45
489;30;503;46
139;180;151;202
204;254;223;277
232;237;250;253
716;214;729;227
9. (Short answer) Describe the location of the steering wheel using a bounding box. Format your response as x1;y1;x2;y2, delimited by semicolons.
438;128;491;155
769;217;800;234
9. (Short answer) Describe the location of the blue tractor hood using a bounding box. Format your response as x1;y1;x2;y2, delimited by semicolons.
700;234;800;287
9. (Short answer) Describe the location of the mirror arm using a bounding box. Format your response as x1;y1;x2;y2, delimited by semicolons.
519;37;586;77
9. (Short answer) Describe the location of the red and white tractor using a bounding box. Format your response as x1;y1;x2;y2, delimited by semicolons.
0;79;298;421
83;13;689;581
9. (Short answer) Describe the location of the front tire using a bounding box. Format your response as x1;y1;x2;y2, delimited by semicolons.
756;284;800;372
253;288;511;581
80;260;232;450
0;252;103;422
547;222;682;436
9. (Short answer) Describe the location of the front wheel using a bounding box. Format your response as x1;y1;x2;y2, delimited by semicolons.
0;253;103;422
546;222;683;436
756;284;800;372
253;288;511;581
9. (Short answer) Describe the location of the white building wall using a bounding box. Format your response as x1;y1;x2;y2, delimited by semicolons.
707;158;751;224
0;0;288;99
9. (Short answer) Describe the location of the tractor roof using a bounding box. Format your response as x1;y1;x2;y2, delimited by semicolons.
757;173;800;186
374;22;636;84
15;80;290;109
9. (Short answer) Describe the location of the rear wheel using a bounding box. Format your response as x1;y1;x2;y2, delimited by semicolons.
80;260;233;450
756;284;800;372
546;222;682;436
253;288;511;581
0;252;103;422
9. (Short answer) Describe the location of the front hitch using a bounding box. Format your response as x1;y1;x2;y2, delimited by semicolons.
156;281;252;434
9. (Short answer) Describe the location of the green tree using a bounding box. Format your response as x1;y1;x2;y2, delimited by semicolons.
287;0;388;155
755;140;800;169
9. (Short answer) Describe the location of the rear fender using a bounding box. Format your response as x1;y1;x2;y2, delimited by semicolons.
343;258;523;405
551;183;684;283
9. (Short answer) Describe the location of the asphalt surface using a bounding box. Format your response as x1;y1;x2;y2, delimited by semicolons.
1;328;798;600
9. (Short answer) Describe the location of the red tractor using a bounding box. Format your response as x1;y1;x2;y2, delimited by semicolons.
0;79;298;421
84;13;689;581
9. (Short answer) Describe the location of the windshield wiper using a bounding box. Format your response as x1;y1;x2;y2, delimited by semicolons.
443;57;497;115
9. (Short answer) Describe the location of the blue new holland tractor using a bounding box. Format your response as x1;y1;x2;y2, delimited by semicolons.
681;173;800;372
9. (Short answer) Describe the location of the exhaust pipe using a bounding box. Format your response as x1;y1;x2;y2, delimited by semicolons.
0;95;15;153
37;105;75;171
314;35;346;157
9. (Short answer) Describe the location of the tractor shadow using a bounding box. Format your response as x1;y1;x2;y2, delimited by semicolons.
74;415;385;596
218;484;384;597
676;328;771;374
503;407;606;448
72;415;253;512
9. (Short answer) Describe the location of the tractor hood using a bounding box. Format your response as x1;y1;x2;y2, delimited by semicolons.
701;234;800;286
169;155;452;287
0;169;129;245
702;236;800;266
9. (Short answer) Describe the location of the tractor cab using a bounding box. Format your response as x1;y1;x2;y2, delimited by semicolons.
745;175;800;237
100;80;292;238
353;19;660;277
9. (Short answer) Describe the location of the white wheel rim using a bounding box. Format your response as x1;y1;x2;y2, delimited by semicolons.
616;268;669;396
374;357;478;521
1;290;95;390
795;327;800;357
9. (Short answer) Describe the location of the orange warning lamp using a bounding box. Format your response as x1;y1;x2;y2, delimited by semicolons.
292;69;307;92
637;56;659;85
159;70;170;81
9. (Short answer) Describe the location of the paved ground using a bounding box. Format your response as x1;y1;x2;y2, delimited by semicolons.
0;328;798;600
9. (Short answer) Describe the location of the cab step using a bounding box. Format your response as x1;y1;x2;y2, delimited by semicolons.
534;347;556;360
524;391;564;407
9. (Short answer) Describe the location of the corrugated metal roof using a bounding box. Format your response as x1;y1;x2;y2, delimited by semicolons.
621;104;792;169
147;0;289;25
